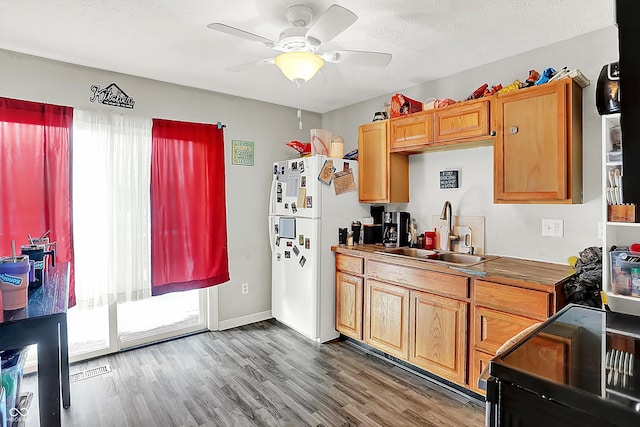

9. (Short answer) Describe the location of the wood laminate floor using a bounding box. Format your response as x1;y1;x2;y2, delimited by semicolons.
21;320;485;426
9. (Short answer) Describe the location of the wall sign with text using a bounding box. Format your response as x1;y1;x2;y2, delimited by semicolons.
89;83;135;109
232;140;254;166
440;170;459;189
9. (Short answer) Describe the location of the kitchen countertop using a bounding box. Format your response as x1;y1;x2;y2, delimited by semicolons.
332;244;575;290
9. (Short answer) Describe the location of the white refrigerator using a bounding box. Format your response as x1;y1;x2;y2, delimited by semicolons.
268;155;367;342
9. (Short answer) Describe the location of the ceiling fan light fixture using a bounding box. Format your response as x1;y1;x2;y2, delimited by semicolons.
274;51;325;83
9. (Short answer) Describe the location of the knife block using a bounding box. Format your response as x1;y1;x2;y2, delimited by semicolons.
608;204;636;223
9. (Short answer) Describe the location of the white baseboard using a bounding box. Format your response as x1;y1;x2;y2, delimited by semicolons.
217;310;273;331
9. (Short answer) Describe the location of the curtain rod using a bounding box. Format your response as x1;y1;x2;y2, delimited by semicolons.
217;121;226;129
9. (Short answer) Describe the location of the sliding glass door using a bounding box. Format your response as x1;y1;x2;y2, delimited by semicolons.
65;290;206;363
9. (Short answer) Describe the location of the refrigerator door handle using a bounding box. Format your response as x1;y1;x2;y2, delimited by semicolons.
268;173;276;216
268;216;275;254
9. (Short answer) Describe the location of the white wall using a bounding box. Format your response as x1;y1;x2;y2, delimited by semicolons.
0;49;320;323
323;26;619;264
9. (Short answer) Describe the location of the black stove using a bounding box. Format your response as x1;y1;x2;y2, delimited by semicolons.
487;304;640;427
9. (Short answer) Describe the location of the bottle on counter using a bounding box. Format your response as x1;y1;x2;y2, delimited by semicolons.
410;219;417;247
632;267;640;297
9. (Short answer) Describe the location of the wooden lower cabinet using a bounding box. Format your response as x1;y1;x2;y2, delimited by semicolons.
409;290;468;385
333;251;566;396
364;279;410;359
470;350;494;395
335;272;364;339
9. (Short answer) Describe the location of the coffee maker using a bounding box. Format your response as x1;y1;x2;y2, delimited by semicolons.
383;211;411;247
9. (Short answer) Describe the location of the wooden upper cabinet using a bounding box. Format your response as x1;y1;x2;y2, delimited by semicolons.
390;99;494;153
390;110;434;151
494;79;582;203
358;120;409;203
434;99;491;143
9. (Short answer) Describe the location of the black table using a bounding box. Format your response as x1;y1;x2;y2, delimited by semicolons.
1;262;70;427
486;304;640;427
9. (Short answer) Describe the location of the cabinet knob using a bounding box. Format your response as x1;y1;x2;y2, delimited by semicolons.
510;126;519;135
490;130;496;136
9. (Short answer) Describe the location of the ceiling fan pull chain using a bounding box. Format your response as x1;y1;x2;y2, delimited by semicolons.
297;81;303;130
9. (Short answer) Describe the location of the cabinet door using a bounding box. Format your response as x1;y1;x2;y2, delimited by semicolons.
358;121;409;203
470;349;493;396
390;110;433;151
503;332;572;384
409;290;468;385
358;121;389;202
494;81;575;202
364;279;410;359
434;100;490;142
336;272;363;339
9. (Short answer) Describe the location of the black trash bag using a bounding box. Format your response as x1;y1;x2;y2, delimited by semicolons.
563;246;602;307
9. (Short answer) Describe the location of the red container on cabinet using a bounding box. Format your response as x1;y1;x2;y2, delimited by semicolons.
390;93;422;118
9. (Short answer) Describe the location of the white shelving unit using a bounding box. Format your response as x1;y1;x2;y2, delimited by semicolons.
602;113;640;316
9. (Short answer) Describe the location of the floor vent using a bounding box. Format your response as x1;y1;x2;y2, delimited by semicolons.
69;364;111;382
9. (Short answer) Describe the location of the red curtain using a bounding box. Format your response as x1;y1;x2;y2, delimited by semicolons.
150;119;229;295
0;97;76;306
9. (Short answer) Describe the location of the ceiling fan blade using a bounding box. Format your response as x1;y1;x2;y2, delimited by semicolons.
306;4;357;45
207;23;276;48
322;50;392;67
226;58;275;72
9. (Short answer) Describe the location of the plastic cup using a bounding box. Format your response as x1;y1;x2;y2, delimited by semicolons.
0;256;32;310
310;129;331;155
424;230;436;250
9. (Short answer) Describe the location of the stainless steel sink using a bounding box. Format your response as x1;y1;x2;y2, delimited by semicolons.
381;247;439;259
376;248;486;266
436;252;485;265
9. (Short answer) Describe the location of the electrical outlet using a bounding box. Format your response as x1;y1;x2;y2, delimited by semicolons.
241;283;249;294
541;219;564;237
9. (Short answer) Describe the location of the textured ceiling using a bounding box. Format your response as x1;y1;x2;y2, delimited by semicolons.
0;0;615;113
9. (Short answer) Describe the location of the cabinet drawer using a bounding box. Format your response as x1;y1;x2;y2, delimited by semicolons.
368;260;468;299
434;100;490;142
475;306;538;354
475;280;550;320
336;254;364;275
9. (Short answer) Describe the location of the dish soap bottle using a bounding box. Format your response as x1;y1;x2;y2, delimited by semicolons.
410;219;417;247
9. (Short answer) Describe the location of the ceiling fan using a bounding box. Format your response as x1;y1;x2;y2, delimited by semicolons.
207;3;392;84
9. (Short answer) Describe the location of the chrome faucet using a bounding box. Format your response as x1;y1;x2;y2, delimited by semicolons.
439;200;459;252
